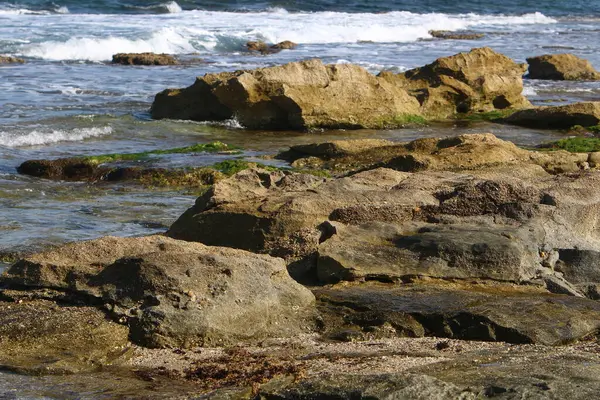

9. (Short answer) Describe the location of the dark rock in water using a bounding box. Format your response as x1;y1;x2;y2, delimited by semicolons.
504;101;600;129
0;55;25;64
316;282;600;345
246;40;270;53
259;373;474;399
246;40;298;54
527;53;600;81
2;236;315;348
112;52;179;66
0;299;129;374
150;48;530;129
429;30;484;40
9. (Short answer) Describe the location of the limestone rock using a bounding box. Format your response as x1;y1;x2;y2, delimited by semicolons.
505;101;600;129
270;40;298;50
152;59;422;129
386;47;531;118
112;52;179;66
527;54;600;81
3;236;315;348
246;40;269;53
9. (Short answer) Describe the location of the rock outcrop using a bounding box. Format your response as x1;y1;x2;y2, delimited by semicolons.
0;55;25;64
386;47;531;118
150;48;531;129
246;40;298;54
527;53;600;81
2;236;315;348
505;101;600;129
112;52;179;66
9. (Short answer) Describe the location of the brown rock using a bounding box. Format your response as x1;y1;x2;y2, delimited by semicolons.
246;40;270;53
270;40;298;50
385;47;531;118
0;55;25;64
505;101;600;129
428;30;484;40
527;54;600;81
112;52;179;66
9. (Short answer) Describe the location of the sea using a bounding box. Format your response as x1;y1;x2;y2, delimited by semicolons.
0;0;599;396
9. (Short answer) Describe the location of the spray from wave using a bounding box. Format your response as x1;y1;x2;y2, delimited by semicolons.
0;126;113;147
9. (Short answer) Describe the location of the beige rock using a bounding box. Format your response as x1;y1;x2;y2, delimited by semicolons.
527;53;600;81
505;101;600;129
0;55;24;64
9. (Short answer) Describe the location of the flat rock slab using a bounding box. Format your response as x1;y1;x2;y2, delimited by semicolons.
2;235;315;348
0;299;129;374
315;282;600;345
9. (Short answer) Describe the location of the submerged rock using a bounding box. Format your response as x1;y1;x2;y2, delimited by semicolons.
112;52;179;66
505;101;600;129
527;53;600;81
246;40;298;54
3;236;315;348
151;48;530;129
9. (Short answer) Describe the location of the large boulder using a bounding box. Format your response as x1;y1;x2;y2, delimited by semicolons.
384;47;531;118
527;54;600;81
151;59;422;129
2;236;315;348
112;52;179;66
151;48;531;129
505;101;600;129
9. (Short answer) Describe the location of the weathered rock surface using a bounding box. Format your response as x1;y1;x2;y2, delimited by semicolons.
168;134;600;294
429;30;484;40
151;48;530;129
0;55;25;64
316;281;600;345
527;53;600;81
2;235;315;348
385;47;531;118
246;40;298;54
0;299;130;374
504;101;600;129
112;52;179;66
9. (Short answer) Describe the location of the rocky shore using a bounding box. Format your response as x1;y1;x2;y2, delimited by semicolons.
5;48;600;398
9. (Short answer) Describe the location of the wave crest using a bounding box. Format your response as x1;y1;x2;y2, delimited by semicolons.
0;126;113;147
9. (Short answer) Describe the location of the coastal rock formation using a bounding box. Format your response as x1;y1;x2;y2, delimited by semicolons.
0;55;25;64
505;101;600;129
527;53;600;81
2;236;315;348
428;30;484;40
246;40;298;54
112;52;179;66
150;48;530;129
386;47;531;118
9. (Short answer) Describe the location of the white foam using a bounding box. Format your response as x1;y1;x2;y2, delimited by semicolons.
0;126;113;147
22;28;196;62
15;10;557;61
522;86;538;96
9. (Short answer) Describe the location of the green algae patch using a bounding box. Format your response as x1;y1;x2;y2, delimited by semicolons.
83;141;241;165
455;109;518;122
373;114;428;129
212;160;280;176
539;136;600;153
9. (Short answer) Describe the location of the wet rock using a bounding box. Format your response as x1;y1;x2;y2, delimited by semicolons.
151;48;530;129
270;40;298;50
385;47;531;118
112;52;179;66
3;236;315;348
0;299;129;374
0;55;25;64
259;373;475;399
316;282;600;345
429;30;484;40
527;54;600;81
505;101;600;129
246;40;270;53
